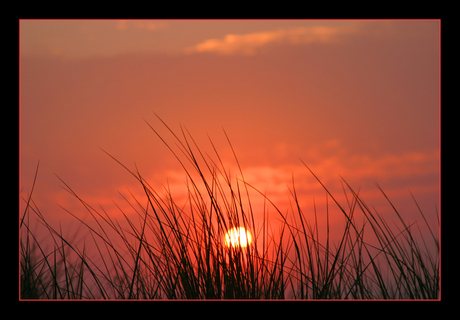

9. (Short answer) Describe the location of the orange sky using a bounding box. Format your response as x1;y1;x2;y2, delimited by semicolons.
20;20;440;245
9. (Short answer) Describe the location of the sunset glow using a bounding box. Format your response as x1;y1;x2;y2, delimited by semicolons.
20;21;440;298
20;19;440;236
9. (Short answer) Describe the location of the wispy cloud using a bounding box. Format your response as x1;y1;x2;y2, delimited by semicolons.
184;26;357;56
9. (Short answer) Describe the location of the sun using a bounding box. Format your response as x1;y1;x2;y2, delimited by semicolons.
224;227;253;248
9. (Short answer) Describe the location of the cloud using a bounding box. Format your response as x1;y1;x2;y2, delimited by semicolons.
185;26;356;56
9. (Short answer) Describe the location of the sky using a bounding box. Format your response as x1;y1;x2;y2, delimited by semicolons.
20;20;440;248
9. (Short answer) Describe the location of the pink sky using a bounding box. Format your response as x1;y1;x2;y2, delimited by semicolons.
20;20;440;246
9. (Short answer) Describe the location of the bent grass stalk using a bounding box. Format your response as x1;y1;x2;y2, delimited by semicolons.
20;117;439;299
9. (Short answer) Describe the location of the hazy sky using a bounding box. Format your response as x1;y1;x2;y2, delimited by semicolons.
20;20;440;238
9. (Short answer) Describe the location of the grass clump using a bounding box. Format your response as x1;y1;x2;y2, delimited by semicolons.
20;116;439;299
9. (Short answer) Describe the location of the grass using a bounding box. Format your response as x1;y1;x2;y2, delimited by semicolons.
20;116;440;299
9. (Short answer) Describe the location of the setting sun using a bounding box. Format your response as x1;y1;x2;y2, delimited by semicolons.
224;227;253;248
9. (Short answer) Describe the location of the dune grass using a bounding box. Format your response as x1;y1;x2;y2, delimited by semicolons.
20;117;439;299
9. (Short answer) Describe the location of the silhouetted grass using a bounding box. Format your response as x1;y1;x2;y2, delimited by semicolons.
20;116;439;299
